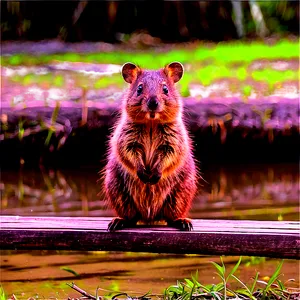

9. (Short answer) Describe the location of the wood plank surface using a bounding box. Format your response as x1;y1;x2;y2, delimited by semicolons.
1;216;299;259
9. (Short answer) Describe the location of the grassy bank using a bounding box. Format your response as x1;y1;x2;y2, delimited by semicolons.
2;40;299;67
2;39;299;98
2;257;299;300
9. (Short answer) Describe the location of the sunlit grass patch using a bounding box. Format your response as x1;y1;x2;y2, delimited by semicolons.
9;70;125;90
236;67;247;81
2;39;299;100
0;285;6;300
242;85;253;97
2;39;298;67
60;53;82;62
196;65;232;86
53;74;64;87
178;72;193;97
94;74;124;89
192;66;298;94
23;73;35;85
196;40;299;64
180;85;191;97
10;72;66;88
8;54;23;65
252;69;298;84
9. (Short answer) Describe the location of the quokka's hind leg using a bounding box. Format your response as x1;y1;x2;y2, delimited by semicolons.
105;164;140;231
106;187;141;231
106;192;141;231
168;218;193;231
162;174;197;231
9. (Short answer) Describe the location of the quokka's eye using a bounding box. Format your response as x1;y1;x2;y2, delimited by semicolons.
163;85;169;95
137;84;143;96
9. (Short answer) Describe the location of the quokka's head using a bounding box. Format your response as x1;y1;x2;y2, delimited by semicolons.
121;62;184;123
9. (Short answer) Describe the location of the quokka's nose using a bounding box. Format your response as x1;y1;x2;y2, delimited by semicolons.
147;97;159;110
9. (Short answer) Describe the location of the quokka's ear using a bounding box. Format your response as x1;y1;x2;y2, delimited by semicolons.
164;62;184;83
121;62;141;84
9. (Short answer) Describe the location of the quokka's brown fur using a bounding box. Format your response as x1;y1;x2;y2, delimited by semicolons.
104;62;198;231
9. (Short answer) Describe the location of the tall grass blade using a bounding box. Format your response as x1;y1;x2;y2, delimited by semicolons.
0;286;7;300
276;279;285;291
188;280;196;300
60;266;79;276
211;291;222;300
250;272;259;294
266;260;284;290
220;256;226;276
191;270;199;287
184;279;194;288
226;256;242;282
262;260;284;298
211;261;225;278
231;275;257;300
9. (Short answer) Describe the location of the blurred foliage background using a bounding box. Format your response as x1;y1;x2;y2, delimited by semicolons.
1;1;299;167
1;4;299;297
1;1;299;43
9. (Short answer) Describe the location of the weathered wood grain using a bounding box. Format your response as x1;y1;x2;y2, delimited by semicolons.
1;216;299;259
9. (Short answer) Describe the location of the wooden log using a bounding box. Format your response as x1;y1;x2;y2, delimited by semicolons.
1;100;299;167
1;216;299;259
1;100;299;137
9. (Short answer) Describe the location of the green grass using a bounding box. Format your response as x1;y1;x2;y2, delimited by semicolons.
11;73;65;87
9;70;124;90
196;66;230;86
64;257;299;300
2;258;300;300
242;85;253;97
2;39;298;68
164;258;288;300
236;67;247;81
6;61;298;95
93;74;124;89
252;69;298;84
194;40;299;64
2;39;299;97
0;286;6;300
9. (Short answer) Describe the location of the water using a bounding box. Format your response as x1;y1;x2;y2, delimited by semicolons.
2;251;299;299
1;163;299;298
1;163;299;220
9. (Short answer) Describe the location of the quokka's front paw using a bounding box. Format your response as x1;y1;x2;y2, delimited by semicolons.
137;166;151;184
137;165;162;184
149;168;162;185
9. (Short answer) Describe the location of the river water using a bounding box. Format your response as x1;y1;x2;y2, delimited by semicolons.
1;163;299;299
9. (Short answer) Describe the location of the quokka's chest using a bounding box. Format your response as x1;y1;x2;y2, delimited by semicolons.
122;122;179;164
140;129;164;164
